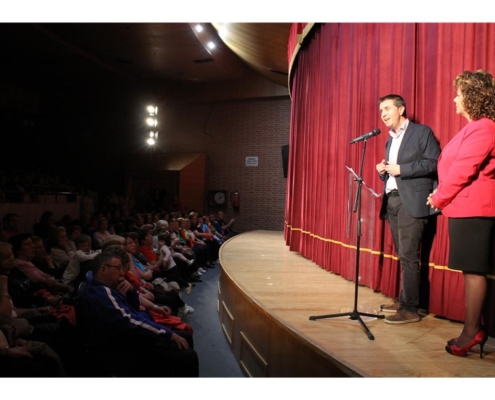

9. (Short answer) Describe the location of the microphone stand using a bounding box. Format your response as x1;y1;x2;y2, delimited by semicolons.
309;137;384;340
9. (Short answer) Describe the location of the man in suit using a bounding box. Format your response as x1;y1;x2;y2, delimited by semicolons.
376;94;440;324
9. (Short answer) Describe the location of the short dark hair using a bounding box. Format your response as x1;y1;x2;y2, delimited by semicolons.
378;94;407;118
8;233;33;257
158;232;171;246
137;228;150;244
103;245;128;265
92;252;119;275
75;234;92;247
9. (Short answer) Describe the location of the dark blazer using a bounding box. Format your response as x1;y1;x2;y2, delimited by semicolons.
379;121;441;219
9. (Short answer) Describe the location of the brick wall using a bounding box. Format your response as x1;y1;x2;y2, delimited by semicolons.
159;97;291;232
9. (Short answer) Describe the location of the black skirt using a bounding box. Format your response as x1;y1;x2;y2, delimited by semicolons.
448;217;495;274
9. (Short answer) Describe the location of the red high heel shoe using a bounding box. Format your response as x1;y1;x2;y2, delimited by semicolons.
446;326;486;346
445;330;488;358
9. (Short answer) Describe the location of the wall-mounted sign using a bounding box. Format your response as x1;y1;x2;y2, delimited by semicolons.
245;156;258;167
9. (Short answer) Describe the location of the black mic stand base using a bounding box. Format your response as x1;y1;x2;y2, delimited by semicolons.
309;310;384;340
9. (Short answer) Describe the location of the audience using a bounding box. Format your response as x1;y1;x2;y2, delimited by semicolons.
0;192;231;377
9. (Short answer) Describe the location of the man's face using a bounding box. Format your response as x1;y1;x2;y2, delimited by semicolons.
379;99;404;132
217;212;224;221
100;257;125;288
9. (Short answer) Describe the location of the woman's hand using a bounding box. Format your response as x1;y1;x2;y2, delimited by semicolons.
153;305;171;316
426;189;439;211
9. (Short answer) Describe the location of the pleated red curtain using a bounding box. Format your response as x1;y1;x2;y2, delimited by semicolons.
285;23;495;332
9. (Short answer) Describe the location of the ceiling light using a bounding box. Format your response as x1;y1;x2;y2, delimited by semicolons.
149;131;155;138
146;117;157;127
147;105;158;115
207;41;215;50
147;137;155;145
195;24;203;33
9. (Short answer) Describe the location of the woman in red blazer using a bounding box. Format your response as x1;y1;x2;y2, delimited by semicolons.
428;69;495;358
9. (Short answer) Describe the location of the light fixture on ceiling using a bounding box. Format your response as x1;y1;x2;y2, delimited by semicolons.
146;117;157;127
195;24;203;33
145;105;158;146
207;41;215;50
147;105;158;116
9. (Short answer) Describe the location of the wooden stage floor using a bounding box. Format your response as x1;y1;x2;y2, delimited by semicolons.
219;230;495;377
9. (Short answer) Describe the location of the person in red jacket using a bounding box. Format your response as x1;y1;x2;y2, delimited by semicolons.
428;69;495;358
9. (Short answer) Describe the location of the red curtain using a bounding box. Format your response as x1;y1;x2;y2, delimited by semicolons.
285;23;495;334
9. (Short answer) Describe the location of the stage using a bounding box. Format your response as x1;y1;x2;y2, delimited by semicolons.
217;230;495;377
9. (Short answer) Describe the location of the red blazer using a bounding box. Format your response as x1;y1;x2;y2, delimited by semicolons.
432;118;495;217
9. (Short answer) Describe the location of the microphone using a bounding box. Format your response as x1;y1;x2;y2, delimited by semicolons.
349;129;381;144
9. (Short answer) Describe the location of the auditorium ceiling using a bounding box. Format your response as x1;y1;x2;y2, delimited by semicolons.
0;22;291;89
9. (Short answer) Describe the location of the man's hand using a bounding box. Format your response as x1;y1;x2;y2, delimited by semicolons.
376;159;387;175
384;162;401;177
116;278;134;295
170;332;189;350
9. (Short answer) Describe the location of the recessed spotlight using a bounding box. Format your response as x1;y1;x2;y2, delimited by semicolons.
195;24;203;33
147;137;156;145
207;41;215;50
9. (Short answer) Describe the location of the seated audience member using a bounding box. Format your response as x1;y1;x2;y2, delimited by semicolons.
47;226;73;274
31;236;58;278
216;210;236;238
122;233;155;281
157;232;193;294
66;224;82;252
0;213;20;242
184;218;209;265
169;219;203;281
153;220;169;248
202;215;225;245
92;217;111;250
62;234;100;286
137;228;159;266
83;252;199;377
9;233;74;298
190;213;219;267
33;211;57;241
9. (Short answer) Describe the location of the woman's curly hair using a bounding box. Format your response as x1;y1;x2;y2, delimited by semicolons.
454;69;495;121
